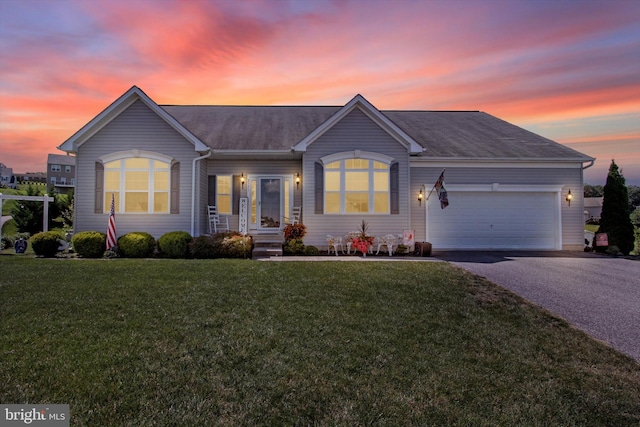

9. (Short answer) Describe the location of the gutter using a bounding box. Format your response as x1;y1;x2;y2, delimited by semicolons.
191;150;212;236
582;159;595;170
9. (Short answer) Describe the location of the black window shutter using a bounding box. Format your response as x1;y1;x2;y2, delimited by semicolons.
315;162;323;214
208;175;216;206
232;175;241;214
390;162;399;214
170;162;180;214
95;162;104;214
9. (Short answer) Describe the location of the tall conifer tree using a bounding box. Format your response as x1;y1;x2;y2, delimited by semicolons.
598;160;634;255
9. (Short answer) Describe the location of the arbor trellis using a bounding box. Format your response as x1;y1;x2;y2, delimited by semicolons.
0;193;54;234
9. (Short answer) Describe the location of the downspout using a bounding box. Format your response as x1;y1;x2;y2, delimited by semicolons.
191;149;212;236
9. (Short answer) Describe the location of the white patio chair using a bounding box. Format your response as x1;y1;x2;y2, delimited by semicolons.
326;235;343;256
375;234;396;256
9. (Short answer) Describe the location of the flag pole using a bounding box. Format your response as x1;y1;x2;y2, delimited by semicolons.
425;168;446;201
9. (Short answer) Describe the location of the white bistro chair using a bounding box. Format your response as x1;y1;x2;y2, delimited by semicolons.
326;235;343;256
375;234;396;256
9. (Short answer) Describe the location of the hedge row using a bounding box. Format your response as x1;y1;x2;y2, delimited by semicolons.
65;230;252;259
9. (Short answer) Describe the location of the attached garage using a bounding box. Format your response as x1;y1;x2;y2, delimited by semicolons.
425;185;562;250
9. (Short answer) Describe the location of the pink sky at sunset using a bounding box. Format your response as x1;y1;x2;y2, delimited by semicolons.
1;0;639;185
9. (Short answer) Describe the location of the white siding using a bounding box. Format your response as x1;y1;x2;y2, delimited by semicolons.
74;100;201;239
302;108;412;249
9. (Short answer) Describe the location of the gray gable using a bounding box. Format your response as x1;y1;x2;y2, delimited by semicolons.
161;104;592;161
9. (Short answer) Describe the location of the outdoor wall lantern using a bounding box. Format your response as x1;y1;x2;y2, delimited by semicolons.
566;189;573;206
241;173;245;189
418;186;424;206
295;173;301;189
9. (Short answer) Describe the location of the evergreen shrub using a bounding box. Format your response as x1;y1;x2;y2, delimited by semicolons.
117;232;156;258
189;233;252;259
158;231;193;258
72;231;107;258
303;245;320;256
31;231;65;257
283;238;305;255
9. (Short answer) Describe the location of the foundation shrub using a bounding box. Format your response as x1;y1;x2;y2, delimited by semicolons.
284;238;305;255
72;231;107;258
158;231;193;259
30;230;65;257
303;245;320;256
117;232;156;258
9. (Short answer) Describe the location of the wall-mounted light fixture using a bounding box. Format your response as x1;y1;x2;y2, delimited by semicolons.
418;187;424;206
566;189;573;206
241;173;245;189
295;173;301;189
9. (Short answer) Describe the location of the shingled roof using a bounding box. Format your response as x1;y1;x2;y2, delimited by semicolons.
161;105;593;161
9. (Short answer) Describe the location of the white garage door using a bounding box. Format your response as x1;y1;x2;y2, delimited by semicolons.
427;192;559;250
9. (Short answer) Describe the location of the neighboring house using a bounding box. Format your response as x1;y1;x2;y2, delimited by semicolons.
58;86;594;250
584;197;603;222
0;163;16;188
17;172;47;184
47;154;76;194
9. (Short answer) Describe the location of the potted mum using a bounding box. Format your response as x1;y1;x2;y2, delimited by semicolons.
351;220;374;256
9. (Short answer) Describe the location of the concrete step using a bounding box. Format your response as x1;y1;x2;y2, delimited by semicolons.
251;233;284;258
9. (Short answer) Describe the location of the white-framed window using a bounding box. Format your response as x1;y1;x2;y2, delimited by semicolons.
50;177;56;184
216;175;232;215
65;165;72;173
323;154;391;214
51;164;61;172
104;157;170;213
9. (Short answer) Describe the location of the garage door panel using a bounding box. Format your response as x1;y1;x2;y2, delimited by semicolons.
427;192;558;250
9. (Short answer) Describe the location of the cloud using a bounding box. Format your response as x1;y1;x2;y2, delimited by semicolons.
0;0;639;184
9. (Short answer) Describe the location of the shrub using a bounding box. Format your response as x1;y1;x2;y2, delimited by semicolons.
395;244;409;255
117;232;156;258
1;236;12;250
303;245;320;256
158;231;193;259
189;233;252;259
283;223;306;242
72;231;106;258
221;234;253;258
605;245;621;256
189;236;217;259
283;238;305;255
30;230;65;257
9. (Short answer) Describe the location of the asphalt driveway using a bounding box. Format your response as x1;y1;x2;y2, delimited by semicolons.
435;251;640;363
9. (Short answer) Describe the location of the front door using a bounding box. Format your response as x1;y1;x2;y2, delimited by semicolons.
248;176;293;232
258;178;281;229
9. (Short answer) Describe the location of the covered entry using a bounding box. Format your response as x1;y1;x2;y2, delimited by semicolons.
426;185;562;250
247;175;294;231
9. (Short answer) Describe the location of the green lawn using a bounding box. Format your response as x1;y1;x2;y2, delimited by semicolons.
1;258;638;426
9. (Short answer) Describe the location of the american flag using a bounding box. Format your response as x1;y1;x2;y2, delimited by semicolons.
106;193;117;250
434;170;449;209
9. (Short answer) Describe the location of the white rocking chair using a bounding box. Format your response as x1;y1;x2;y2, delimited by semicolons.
208;205;229;234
